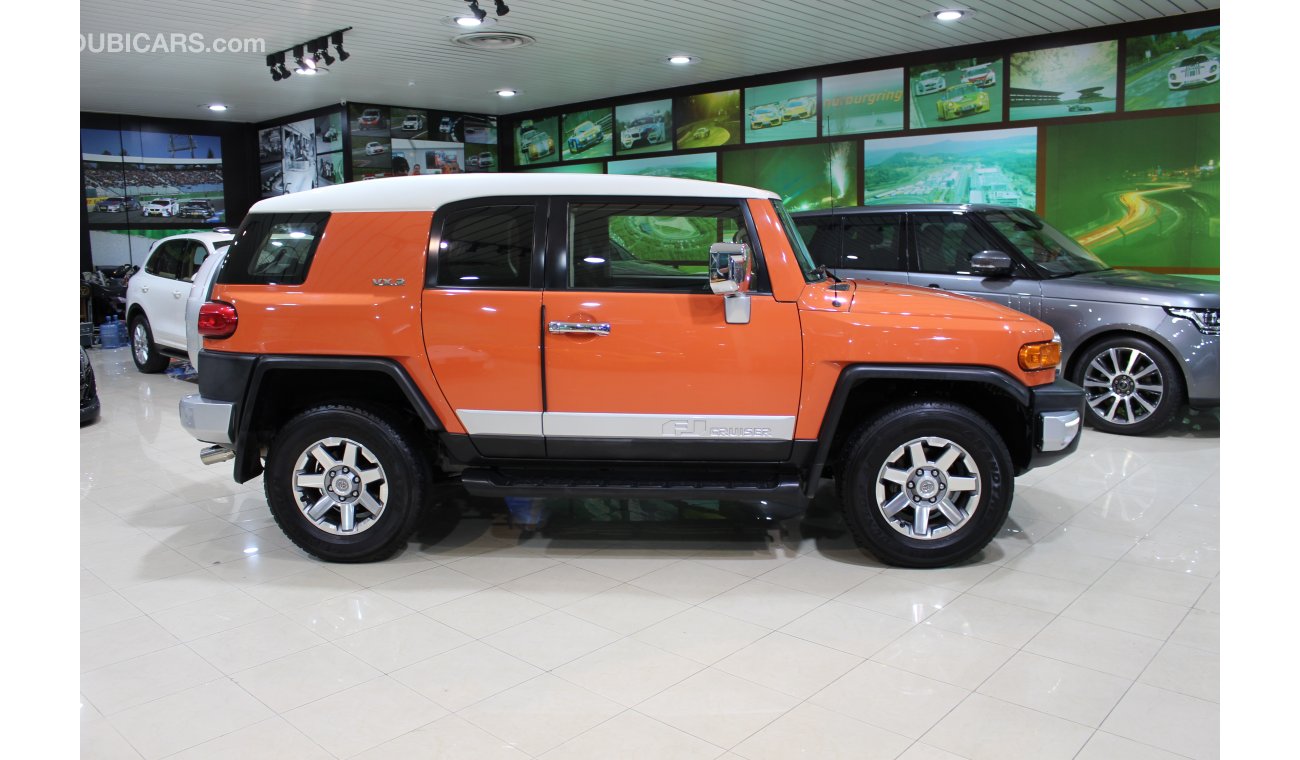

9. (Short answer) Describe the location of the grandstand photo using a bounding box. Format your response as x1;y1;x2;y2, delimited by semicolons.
83;130;225;224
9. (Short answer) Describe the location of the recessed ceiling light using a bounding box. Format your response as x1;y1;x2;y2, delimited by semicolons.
442;14;495;27
667;55;695;65
456;16;482;26
496;89;518;97
933;9;968;21
205;104;228;112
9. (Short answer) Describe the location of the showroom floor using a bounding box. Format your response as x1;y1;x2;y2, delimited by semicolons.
80;347;1220;760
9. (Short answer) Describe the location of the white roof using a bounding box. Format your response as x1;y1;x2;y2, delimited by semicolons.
250;173;779;214
150;231;235;249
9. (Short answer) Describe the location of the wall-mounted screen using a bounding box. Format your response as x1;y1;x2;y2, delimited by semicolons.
745;80;817;143
391;139;465;174
350;104;390;136
514;115;560;165
351;135;392;170
280;118;317;194
463;114;498;144
83;128;225;224
615;100;673;155
863;127;1037;209
390;108;431;139
908;58;1003;129
466;145;499;172
674;90;741;148
526;163;604;173
316;151;345;187
608;152;716;181
1045;113;1218;273
722;141;858;211
315;112;343;152
1125;26;1220;111
1010;41;1118;120
562;108;614;160
822;69;904;136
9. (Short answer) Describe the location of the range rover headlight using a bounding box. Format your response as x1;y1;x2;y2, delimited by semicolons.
1165;307;1220;335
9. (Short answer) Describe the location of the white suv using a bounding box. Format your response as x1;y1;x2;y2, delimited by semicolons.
125;232;234;372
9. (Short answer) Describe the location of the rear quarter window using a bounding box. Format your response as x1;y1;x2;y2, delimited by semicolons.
217;213;329;285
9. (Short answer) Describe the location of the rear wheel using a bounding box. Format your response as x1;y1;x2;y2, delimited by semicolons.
838;401;1013;568
265;405;430;562
129;315;169;373
1071;335;1184;436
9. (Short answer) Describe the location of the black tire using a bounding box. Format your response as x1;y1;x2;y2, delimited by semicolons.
129;315;169;373
1070;334;1185;436
264;405;430;562
838;401;1014;568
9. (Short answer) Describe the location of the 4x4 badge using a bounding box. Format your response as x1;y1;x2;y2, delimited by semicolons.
371;278;406;286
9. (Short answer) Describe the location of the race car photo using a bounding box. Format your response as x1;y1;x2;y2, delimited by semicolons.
401;113;426;131
936;84;991;121
914;69;946;96
748;103;784;129
142;198;179;217
619;114;667;149
365;141;388;155
178;199;216;220
1168;54;1219;89
520;127;556;160
567;120;605;153
782;96;816;120
961;63;998;87
94;197;141;214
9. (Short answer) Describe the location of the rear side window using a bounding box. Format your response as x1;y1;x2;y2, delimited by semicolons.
218;213;329;286
432;205;535;288
145;240;187;280
842;214;904;271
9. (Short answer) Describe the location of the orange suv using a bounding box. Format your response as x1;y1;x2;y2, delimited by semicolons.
180;174;1084;567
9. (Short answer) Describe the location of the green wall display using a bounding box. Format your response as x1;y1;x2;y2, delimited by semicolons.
908;58;1003;129
562;108;615;160
745;80;818;143
526;163;604;173
1125;26;1220;111
615;100;673;155
723;141;858;211
608;152;716;181
1010;41;1118;120
821;70;904;136
675;90;742;148
864;127;1036;209
1045;113;1219;273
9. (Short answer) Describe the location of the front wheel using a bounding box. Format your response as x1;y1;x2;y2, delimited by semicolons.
1070;335;1184;436
264;405;431;562
838;401;1014;568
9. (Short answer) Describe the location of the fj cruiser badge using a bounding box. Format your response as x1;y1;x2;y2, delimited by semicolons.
372;278;405;286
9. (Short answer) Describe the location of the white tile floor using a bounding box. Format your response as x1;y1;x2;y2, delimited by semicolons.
80;347;1221;759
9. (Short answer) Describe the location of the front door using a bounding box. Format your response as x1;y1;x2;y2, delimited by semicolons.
541;199;803;460
905;211;1041;316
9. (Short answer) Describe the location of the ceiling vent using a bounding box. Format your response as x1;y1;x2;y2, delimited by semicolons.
452;31;536;50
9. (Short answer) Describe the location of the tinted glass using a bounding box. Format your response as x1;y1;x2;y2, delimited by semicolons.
434;205;534;288
796;217;842;268
146;240;186;280
911;213;999;275
842;215;904;271
567;202;746;292
982;208;1110;276
218;213;328;286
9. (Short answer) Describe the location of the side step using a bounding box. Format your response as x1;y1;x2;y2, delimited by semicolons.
460;467;808;508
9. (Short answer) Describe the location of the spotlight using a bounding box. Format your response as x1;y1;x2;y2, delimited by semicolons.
276;62;292;79
467;0;487;21
331;31;350;61
314;37;334;65
456;15;482;26
293;45;312;72
496;89;518;97
267;52;286;80
934;9;967;21
206;104;228;112
494;0;510;15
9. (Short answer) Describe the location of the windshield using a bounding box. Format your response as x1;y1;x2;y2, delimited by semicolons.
982;208;1111;276
771;200;823;282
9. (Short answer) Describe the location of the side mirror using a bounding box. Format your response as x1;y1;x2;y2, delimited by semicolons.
970;250;1014;277
708;243;752;324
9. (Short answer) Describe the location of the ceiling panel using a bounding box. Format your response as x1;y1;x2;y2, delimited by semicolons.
79;0;1217;122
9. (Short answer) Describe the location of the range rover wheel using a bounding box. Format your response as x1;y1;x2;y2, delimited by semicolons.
839;401;1013;568
265;405;429;562
129;315;169;373
1071;335;1184;436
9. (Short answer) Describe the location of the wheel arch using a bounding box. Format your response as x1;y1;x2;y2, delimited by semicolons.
807;365;1037;496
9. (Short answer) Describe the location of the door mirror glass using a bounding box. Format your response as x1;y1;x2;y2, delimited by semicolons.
970;250;1014;277
708;243;751;295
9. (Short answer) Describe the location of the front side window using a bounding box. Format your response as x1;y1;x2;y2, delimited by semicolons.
842;214;904;271
982;208;1110;277
567;202;751;292
433;205;534;288
911;213;999;275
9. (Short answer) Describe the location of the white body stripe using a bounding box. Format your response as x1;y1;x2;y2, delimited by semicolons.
458;410;795;440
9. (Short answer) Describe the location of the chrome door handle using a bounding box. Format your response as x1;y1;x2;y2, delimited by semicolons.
549;321;611;336
141;286;149;293
173;291;183;298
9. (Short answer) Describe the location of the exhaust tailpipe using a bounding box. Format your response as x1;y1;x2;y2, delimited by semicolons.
199;445;235;465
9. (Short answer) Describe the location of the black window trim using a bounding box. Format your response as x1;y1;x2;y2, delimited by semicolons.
546;195;773;295
424;196;548;291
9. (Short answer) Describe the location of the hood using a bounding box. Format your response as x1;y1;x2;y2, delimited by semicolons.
803;279;1051;328
1041;268;1218;308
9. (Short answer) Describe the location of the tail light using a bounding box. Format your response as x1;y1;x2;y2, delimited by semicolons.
197;301;238;338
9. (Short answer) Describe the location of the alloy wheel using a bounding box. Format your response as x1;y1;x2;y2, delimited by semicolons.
291;436;388;535
1081;346;1164;426
874;436;982;540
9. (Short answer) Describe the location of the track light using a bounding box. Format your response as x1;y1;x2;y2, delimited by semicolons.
267;28;351;82
495;0;510;15
267;52;288;80
332;31;350;61
467;1;487;21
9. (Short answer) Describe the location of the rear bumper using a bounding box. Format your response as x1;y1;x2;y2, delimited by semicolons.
1025;378;1086;471
179;394;235;445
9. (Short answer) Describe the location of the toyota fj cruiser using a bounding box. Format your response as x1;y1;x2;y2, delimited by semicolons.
180;174;1084;567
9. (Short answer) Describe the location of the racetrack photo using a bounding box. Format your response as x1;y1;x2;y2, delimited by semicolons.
674;90;741;148
864;128;1036;208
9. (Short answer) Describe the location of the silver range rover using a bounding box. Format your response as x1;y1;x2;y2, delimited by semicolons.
793;204;1219;436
